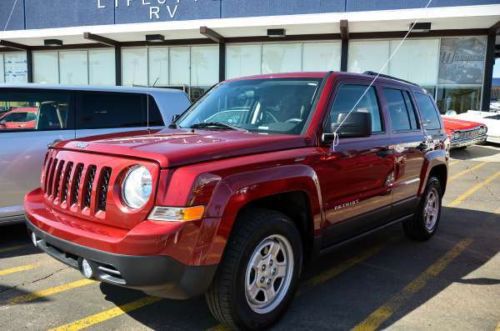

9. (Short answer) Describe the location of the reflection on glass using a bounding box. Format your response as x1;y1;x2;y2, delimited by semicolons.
60;51;88;85
262;43;301;74
435;86;482;114
89;49;115;86
122;47;148;86
33;52;59;84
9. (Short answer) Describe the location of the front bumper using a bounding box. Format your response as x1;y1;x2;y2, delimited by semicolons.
27;218;216;299
450;135;487;149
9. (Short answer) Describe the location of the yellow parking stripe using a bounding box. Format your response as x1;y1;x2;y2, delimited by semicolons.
352;238;473;331
49;296;162;331
495;321;500;331
449;171;500;207
448;160;459;166
7;279;95;305
448;162;486;182
0;264;36;276
0;244;30;254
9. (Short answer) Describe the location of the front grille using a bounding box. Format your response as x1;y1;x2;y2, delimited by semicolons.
97;167;112;212
71;164;84;206
82;165;97;209
53;160;65;199
61;162;73;203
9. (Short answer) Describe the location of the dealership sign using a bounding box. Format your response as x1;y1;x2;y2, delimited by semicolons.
96;0;199;20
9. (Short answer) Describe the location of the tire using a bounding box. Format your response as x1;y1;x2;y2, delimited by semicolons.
403;176;443;241
205;208;303;330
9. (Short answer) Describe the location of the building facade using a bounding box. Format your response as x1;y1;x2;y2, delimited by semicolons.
0;0;499;113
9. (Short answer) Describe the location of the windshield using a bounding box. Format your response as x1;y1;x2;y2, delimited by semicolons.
177;78;322;135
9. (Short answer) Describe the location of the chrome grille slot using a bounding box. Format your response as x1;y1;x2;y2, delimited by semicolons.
61;162;73;203
43;157;54;193
97;167;112;212
82;165;97;209
71;164;84;206
47;159;58;197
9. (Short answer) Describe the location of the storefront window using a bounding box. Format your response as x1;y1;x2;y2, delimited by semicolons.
226;44;261;79
169;47;191;86
348;40;390;74
33;51;59;84
262;43;302;74
60;50;88;85
148;47;168;86
122;47;148;86
89;49;115;86
0;54;4;83
3;52;28;84
303;42;341;72
435;86;482;114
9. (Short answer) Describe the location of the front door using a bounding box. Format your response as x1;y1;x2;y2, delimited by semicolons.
316;83;395;247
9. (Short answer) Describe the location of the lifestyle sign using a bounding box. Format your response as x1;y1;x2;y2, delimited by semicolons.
96;0;199;20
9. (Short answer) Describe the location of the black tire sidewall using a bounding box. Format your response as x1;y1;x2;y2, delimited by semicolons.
232;212;303;330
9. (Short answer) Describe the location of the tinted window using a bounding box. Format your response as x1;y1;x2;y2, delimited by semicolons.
77;92;164;129
403;92;419;130
327;85;383;134
415;93;441;130
383;88;419;132
0;90;73;131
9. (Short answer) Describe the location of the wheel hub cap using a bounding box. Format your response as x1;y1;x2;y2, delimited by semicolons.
424;187;439;232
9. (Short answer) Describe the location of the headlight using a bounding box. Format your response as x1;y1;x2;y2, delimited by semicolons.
453;132;461;140
479;126;487;134
122;165;152;209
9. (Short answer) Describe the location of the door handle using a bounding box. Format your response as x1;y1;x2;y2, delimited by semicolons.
48;139;62;148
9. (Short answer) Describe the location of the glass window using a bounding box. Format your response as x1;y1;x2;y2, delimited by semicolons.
0;54;4;83
89;49;116;86
348;40;390;74
122;48;148;87
383;88;414;132
60;51;88;85
435;86;482;114
4;52;28;84
262;43;301;74
327;85;383;133
191;46;219;87
33;51;59;84
178;78;321;135
149;47;169;87
77;92;164;129
403;91;419;129
389;39;439;86
303;42;341;71
226;44;261;79
415;93;441;130
170;47;190;86
0;90;72;131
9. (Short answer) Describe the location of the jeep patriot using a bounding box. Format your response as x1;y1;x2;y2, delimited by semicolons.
25;72;449;330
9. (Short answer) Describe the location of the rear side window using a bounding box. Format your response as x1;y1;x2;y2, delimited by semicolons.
77;92;164;129
327;84;383;134
0;89;73;132
383;88;419;132
415;93;441;130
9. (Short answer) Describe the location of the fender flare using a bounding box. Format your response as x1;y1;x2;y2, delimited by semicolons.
418;149;448;196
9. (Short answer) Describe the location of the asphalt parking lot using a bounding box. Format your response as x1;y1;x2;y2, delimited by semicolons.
0;144;499;331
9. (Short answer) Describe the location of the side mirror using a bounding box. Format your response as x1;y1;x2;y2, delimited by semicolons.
323;112;372;143
0;120;6;125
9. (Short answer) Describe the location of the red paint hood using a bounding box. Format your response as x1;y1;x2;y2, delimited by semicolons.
442;117;483;134
56;129;309;168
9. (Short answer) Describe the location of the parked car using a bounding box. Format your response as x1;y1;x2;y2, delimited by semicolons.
451;110;499;145
0;85;190;225
442;116;487;149
0;107;38;129
25;72;448;330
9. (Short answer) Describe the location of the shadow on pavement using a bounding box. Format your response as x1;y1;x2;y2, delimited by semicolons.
97;207;500;330
450;144;500;160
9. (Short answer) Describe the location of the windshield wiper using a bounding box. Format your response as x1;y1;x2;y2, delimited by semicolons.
190;122;247;132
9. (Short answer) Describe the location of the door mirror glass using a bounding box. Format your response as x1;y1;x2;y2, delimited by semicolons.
333;112;372;138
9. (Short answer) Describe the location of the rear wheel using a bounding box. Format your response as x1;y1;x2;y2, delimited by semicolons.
205;208;303;330
403;177;442;241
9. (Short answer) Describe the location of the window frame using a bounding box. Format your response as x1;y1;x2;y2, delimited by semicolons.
0;88;75;133
414;91;443;131
322;80;386;141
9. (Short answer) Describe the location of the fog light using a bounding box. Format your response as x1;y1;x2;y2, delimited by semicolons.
81;259;94;279
31;232;38;247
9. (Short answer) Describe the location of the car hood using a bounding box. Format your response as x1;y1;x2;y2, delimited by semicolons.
442;116;484;134
57;128;309;168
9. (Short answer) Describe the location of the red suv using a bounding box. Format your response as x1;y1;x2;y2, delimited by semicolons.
25;72;449;330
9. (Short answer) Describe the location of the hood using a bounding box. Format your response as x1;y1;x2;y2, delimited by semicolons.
56;128;309;168
442;117;484;134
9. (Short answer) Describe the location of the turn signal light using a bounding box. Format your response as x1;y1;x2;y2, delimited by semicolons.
148;206;205;222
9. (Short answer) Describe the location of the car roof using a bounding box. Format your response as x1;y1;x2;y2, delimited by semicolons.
0;84;186;96
226;71;427;93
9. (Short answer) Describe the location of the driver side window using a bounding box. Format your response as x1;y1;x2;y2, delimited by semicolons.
326;84;383;134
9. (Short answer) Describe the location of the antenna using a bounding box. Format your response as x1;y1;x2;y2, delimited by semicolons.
3;0;19;31
331;0;434;151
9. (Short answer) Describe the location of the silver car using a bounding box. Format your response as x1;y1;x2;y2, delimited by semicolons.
0;85;190;225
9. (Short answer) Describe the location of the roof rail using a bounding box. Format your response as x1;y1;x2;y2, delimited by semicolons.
362;71;420;87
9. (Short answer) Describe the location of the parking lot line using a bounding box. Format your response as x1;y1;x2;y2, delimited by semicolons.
448;162;486;182
448;171;500;207
6;279;95;305
0;264;36;277
0;244;30;254
495;321;500;331
352;238;473;331
448;160;459;166
49;296;163;331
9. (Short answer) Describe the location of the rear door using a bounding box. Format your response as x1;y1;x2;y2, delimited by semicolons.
0;89;75;221
380;87;425;219
75;92;165;138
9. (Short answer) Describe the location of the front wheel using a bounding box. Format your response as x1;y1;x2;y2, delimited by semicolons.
205;208;303;330
403;177;443;241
